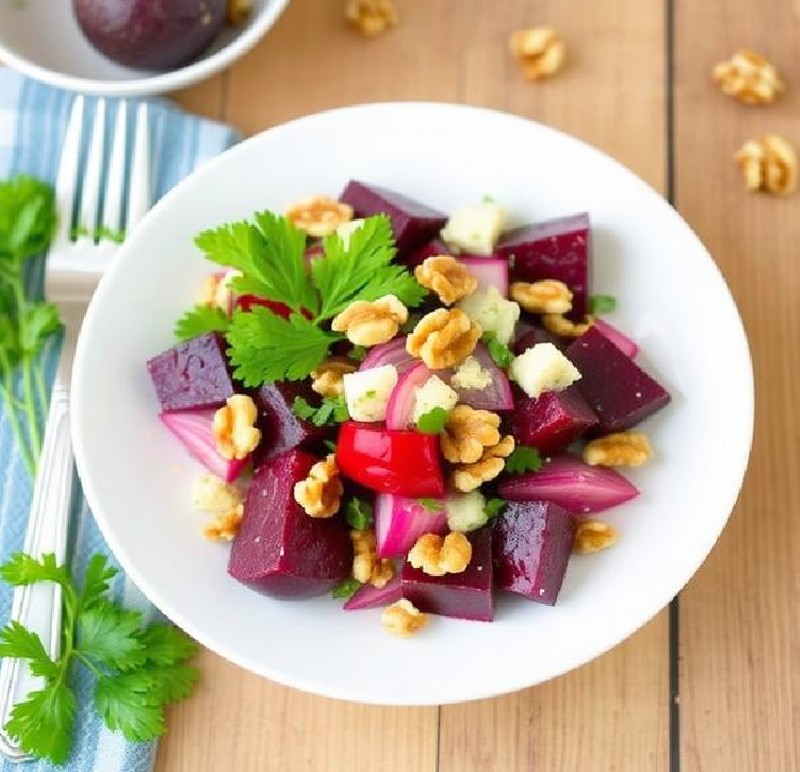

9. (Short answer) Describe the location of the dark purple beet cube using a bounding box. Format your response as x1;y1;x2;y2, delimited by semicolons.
511;386;598;454
513;325;565;354
147;332;235;412
252;381;329;466
566;326;671;433
401;528;494;621
498;213;591;320
404;238;451;267
493;500;575;606
228;449;352;599
339;180;447;256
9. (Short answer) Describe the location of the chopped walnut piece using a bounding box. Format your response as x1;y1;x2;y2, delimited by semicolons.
382;599;427;637
735;135;797;195
193;473;243;514
331;294;408;347
197;271;238;312
406;308;482;369
574;519;618;554
351;529;395;588
213;395;261;461
440;405;501;464
346;0;398;38
293;454;344;518
584;432;652;467
311;358;358;398
414;255;479;306
226;0;252;24
509;27;566;81
541;313;594;338
203;504;244;542
408;532;473;577
452;435;515;492
511;279;573;315
286;195;353;238
712;49;784;105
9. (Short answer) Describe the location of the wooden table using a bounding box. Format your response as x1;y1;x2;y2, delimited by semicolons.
158;1;799;769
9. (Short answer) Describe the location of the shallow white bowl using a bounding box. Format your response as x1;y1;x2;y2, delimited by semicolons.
0;0;290;97
71;103;753;705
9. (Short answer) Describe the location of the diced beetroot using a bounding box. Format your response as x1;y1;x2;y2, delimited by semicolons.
511;386;598;453
513;326;564;355
492;500;575;606
160;408;249;482
228;449;352;599
498;213;591;320
339;180;447;256
455;256;509;295
343;576;403;611
405;238;451;267
147;332;235;412
592;318;639;358
251;381;328;466
401;528;494;621
566;326;670;432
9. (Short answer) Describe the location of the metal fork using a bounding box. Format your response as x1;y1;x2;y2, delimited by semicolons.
0;96;151;761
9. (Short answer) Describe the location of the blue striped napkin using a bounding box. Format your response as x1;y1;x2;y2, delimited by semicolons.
0;68;239;772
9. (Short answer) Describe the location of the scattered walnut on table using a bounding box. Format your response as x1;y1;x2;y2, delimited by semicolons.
712;49;784;106
735;135;797;196
213;395;261;460
541;313;594;338
226;0;253;25
406;308;482;369
583;432;652;467
440;405;501;464
574;519;618;554
511;279;573;315
203;504;244;542
508;27;566;81
451;434;515;493
345;0;398;38
285;195;353;237
293;454;344;518
331;294;409;347
414;255;479;306
408;532;473;577
382;599;427;637
311;358;358;398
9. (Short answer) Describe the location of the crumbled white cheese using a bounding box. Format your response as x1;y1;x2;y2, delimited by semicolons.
457;286;520;345
509;342;581;399
451;356;492;390
343;365;398;422
446;491;489;533
336;218;366;249
440;202;508;255
193;473;243;513
412;375;459;423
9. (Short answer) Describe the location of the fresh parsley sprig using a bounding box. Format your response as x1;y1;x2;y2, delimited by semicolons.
292;395;350;427
345;497;374;530
0;553;199;764
483;332;513;369
589;294;617;315
174;304;230;342
416;407;450;435
504;445;543;475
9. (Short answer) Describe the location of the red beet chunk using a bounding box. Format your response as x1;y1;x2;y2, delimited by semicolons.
228;449;352;599
493;500;575;606
147;332;235;412
401;528;494;621
511;386;598;454
339;180;447;256
498;213;591;320
404;238;451;267
566;326;670;433
251;381;328;466
513;325;564;354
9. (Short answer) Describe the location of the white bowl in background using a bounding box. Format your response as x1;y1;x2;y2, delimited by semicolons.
0;0;290;97
71;103;753;705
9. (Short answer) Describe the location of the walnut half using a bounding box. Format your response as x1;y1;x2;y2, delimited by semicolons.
583;432;652;467
408;532;473;577
406;308;482;369
509;27;566;81
293;454;344;518
735;135;797;196
346;0;398;38
382;599;427;637
574;520;618;554
712;49;784;106
451;434;515;493
415;255;479;306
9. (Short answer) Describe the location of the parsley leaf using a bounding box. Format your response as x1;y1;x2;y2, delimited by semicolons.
226;307;340;386
332;578;362;600
484;498;507;519
292;395;350;426
504;445;543;475
416;406;450;434
77;599;146;672
323;439;338;452
5;683;75;765
483;332;513;369
94;671;166;742
417;498;444;512
346;497;374;530
18;302;60;355
80;554;118;610
144;663;199;703
0;552;70;586
137;624;199;667
0;621;59;680
174;304;230;342
589;295;617;315
349;345;368;362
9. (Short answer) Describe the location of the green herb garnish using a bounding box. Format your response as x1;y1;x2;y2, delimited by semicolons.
332;578;362;600
323;439;338;453
484;498;507;519
416;406;450;435
70;225;125;244
174;304;230;341
0;553;198;764
292;395;350;427
345;497;374;530
349;345;368;363
504;445;543;475
589;295;617;315
483;332;513;369
417;498;444;512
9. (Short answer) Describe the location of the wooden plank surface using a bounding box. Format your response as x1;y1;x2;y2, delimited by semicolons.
673;2;800;771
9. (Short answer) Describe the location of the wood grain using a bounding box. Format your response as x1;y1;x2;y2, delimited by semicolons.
674;2;800;770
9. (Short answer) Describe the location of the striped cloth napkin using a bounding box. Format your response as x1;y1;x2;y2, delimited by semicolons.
0;68;239;772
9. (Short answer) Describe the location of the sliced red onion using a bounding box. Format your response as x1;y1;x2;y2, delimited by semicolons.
592;318;639;358
160;409;248;483
456;256;509;296
360;336;416;374
448;343;514;411
374;493;448;558
385;362;432;430
343;575;403;611
499;454;639;514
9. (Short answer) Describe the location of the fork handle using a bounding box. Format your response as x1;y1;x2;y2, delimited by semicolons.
0;378;72;760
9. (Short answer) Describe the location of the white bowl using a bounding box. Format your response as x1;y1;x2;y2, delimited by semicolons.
0;0;290;97
71;103;753;705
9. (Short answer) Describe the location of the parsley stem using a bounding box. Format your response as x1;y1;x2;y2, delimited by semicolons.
0;365;35;476
75;652;103;679
34;362;47;428
21;359;41;466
